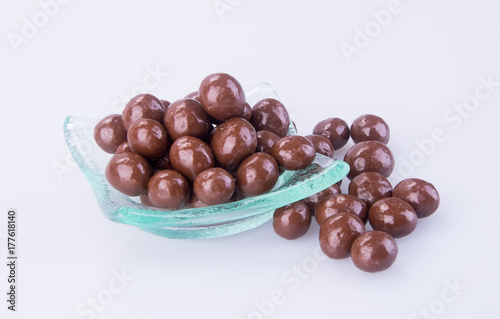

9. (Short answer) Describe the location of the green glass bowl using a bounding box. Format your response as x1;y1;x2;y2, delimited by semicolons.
64;83;349;239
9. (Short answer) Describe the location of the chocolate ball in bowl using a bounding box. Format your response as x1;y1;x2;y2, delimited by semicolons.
344;141;395;180
150;150;172;171
350;114;390;144
169;136;215;180
94;114;128;154
348;172;393;207
194;167;235;205
122;93;166;130
369;197;418;238
271;135;315;170
240;102;252;121
147;170;190;209
256;130;280;154
273;201;311;240
199;73;246;121
127;119;169;160
236;152;279;196
393;178;440;218
105;152;153;196
251;98;290;137
313;117;350;150
115;141;133;154
163;98;210;140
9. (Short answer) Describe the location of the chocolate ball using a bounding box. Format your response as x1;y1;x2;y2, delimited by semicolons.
236;152;279;196
105;153;153;196
251;98;290;137
194;168;235;205
199;73;246;121
319;213;365;259
147;170;190;209
271;135;315;170
160;99;171;108
127;119;168;160
313;118;350;150
211;118;257;171
351;231;398;273
150;150;172;171
122;94;166;131
256;130;280;154
303;184;342;213
115;141;133;154
315;194;368;225
393;178;440;218
273;201;311;240
186;192;208;208
240;102;252;121
185;91;199;101
350;114;390;144
305;134;335;158
344;141;395;180
349;172;393;207
163;98;210;140
169;136;215;180
94;114;128;154
369;197;418;238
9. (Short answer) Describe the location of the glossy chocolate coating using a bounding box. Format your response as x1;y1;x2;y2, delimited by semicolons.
315;194;368;225
122;94;166;130
163;98;211;140
194;167;235;205
305;134;335;158
169;136;215;180
105;153;153;196
256;130;280;154
351;114;390;144
313;118;350;150
349;172;393;207
160;99;171;108
351;231;398;273
319;213;365;259
344;141;395;180
127;119;168;160
147;170;190;209
236;152;279;196
240;102;252;121
303;184;342;213
211;117;257;171
185;91;200;101
251;98;290;137
150;150;172;171
115;141;133;154
199;73;246;121
94;114;128;154
393;178;440;218
271;135;315;170
369;197;418;238
273;201;311;240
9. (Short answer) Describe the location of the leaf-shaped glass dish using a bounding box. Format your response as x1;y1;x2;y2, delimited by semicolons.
64;83;349;239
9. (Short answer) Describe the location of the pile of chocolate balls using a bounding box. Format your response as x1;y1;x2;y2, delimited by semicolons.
94;72;439;273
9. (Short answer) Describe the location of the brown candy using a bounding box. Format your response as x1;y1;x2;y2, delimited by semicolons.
160;100;171;108
240;102;252;121
369;197;418;238
193;168;235;205
349;172;393;207
273;201;311;240
115;141;133;154
344;141;395;180
169;136;215;180
251;98;290;137
236;152;279;196
313;118;350;150
271;135;315;170
256;130;280;154
163;98;210;140
211;117;257;171
105;153;153;196
350;114;390;144
351;231;398;273
319;213;365;259
393;178;440;218
199;73;246;121
150;150;172;171
94;114;128;154
305;134;335;158
127;119;168;160
303;184;342;213
122;94;166;131
147;170;190;209
315;194;368;225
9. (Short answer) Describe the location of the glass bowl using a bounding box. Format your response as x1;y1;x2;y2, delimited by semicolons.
64;83;350;239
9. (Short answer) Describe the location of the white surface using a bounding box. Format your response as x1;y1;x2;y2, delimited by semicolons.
1;0;499;318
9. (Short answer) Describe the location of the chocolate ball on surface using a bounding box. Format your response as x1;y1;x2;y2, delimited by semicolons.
94;114;128;154
147;170;190;209
273;201;311;240
251;98;290;137
305;134;335;158
150;150;172;171
350;114;390;144
315;194;368;225
393;178;440;218
169;136;215;180
163;98;211;140
369;197;418;238
313;118;350;150
127;119;168;160
349;172;393;207
344;141;395;180
115;141;133;154
303;184;342;213
351;231;398;273
256;130;280;154
122;94;166;130
271;135;316;170
236;152;279;196
319;213;365;259
105;153;153;196
211;117;257;171
199;73;246;121
194;168;235;205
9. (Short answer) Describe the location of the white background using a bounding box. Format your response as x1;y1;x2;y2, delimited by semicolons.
1;0;500;318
